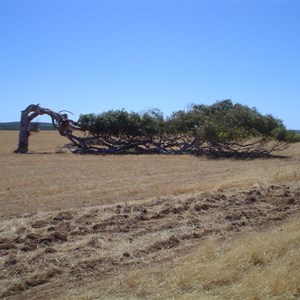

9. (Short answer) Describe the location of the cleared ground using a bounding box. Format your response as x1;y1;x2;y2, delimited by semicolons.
1;131;299;217
0;131;299;299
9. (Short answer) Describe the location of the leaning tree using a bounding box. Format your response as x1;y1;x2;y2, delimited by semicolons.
15;101;298;157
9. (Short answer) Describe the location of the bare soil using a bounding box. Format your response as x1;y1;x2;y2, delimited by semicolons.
1;182;299;298
0;131;299;299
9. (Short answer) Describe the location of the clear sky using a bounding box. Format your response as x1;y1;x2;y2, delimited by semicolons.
0;0;299;129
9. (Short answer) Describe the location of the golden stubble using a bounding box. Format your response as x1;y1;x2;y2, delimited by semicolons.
0;131;299;217
0;131;300;299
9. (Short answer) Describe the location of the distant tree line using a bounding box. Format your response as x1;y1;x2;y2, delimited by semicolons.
0;122;54;131
77;100;299;157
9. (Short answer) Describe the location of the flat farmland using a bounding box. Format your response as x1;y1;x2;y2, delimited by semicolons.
0;131;299;299
1;131;299;217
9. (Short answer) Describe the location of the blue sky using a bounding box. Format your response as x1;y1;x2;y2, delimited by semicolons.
0;0;299;129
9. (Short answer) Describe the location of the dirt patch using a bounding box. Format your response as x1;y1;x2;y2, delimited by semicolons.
0;183;299;298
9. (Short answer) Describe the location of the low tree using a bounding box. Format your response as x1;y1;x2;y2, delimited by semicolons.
16;101;299;157
76;100;298;157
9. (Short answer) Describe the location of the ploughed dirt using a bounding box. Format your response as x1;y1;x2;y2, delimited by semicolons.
0;183;299;299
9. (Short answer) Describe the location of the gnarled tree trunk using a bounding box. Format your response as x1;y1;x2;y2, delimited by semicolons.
15;104;82;153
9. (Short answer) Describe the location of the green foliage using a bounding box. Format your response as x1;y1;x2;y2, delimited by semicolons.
271;127;300;142
78;100;295;142
78;109;165;138
185;100;298;144
77;100;298;156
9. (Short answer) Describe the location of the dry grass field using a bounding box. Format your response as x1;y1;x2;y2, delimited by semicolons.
0;130;299;299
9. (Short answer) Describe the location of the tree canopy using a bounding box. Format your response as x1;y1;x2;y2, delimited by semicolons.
76;100;299;157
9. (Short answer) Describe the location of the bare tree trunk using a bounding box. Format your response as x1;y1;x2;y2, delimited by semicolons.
15;104;82;153
15;104;40;153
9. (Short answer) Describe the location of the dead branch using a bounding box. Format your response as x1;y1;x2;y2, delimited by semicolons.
15;104;84;153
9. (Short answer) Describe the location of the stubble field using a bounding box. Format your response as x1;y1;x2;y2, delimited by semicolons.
0;131;299;299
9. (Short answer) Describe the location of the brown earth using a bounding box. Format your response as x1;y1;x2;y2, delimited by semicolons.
0;131;300;299
0;182;299;298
